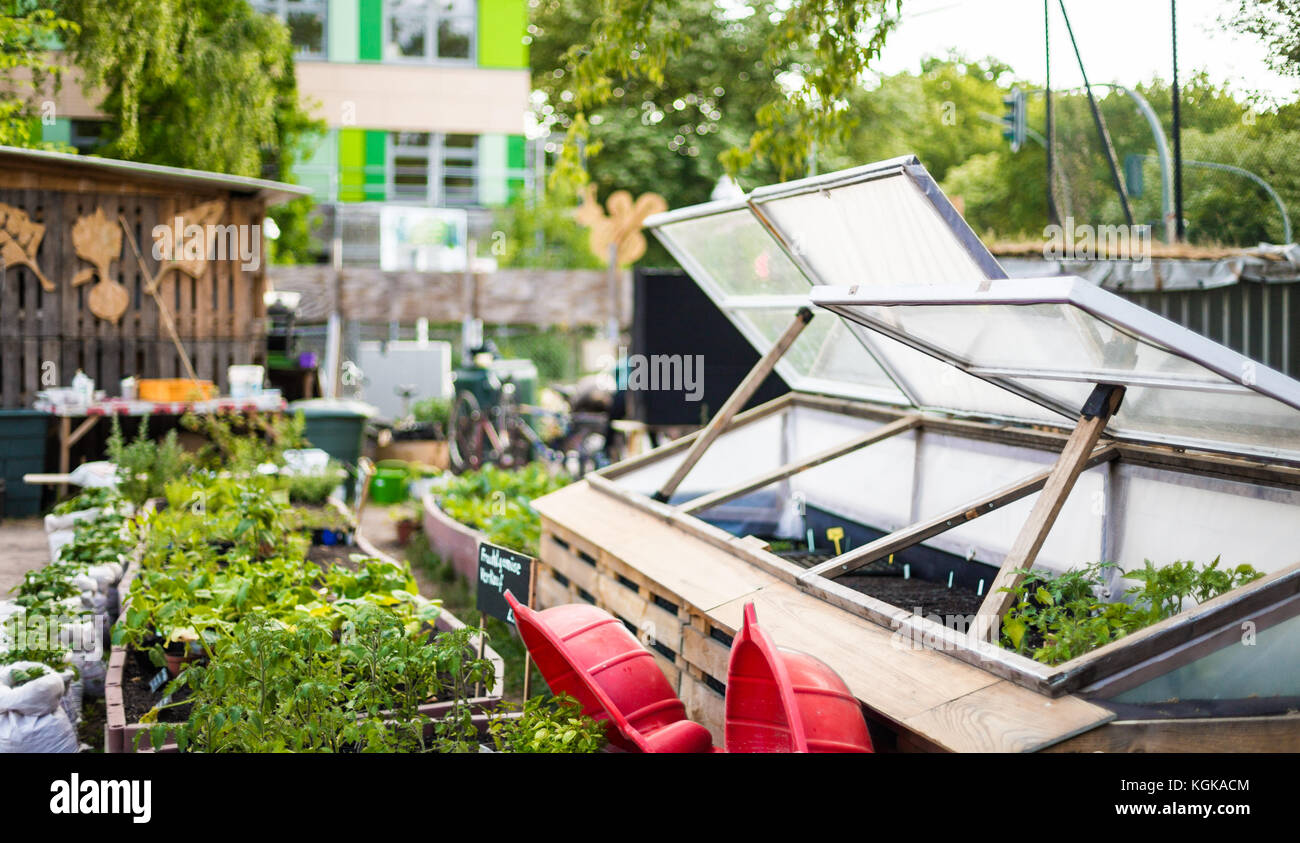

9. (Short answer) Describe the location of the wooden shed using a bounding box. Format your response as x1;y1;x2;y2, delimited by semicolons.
0;145;309;407
529;157;1300;752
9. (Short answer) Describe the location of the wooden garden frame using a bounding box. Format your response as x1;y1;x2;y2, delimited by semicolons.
587;388;1300;699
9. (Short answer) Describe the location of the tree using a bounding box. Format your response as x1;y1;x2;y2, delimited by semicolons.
536;0;902;188
0;2;78;147
54;0;321;179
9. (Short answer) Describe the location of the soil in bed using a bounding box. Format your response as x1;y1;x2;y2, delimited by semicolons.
308;542;364;571
773;547;985;618
122;652;194;724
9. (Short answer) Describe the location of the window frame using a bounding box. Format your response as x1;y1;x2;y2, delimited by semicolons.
382;0;477;65
251;0;329;61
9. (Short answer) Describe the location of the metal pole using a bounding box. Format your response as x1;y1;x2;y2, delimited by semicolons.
1058;0;1135;227
1099;84;1174;243
1045;0;1058;225
607;241;619;343
1172;0;1185;241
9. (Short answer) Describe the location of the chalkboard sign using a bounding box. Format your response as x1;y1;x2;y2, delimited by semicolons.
477;542;535;626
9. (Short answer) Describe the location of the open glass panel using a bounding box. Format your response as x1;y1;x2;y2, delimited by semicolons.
747;156;1004;288
814;276;1300;463
647;202;908;405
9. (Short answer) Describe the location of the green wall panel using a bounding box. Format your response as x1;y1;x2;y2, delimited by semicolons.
364;130;387;201
478;0;528;69
328;0;359;62
359;0;383;62
338;128;366;201
294;129;339;200
40;117;71;146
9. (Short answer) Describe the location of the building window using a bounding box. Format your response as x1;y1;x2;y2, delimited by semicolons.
252;0;327;60
384;0;475;63
69;120;107;155
386;132;479;206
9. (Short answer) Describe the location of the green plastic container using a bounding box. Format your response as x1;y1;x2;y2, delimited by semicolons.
0;409;49;517
288;399;376;467
369;466;409;504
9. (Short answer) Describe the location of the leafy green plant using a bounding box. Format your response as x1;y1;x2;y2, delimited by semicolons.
1001;558;1264;665
8;665;48;687
158;609;491;753
106;415;189;505
436;463;569;555
410;397;451;434
284;462;344;505
52;487;114;515
488;694;605;753
181;410;306;474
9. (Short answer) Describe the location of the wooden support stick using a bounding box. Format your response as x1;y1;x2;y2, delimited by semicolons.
680;415;921;515
802;443;1119;580
521;561;537;699
473;615;487;699
652;307;813;503
119;216;202;387
971;384;1126;643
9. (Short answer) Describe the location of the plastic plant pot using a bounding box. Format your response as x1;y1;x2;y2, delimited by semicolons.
368;468;409;504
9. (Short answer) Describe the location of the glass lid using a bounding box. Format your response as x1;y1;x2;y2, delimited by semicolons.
747;155;1005;288
813;276;1300;462
646;200;909;405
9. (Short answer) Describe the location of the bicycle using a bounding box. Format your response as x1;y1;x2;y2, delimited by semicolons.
447;378;535;473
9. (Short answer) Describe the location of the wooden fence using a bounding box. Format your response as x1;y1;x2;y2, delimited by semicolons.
267;265;631;327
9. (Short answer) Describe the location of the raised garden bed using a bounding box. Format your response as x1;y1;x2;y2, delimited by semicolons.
105;510;504;753
421;492;487;584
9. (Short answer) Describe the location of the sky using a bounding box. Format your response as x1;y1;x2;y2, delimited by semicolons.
873;0;1297;103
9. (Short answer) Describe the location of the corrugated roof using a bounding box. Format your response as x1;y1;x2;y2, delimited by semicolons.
0;145;311;205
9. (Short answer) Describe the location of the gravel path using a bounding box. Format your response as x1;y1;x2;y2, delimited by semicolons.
0;517;51;597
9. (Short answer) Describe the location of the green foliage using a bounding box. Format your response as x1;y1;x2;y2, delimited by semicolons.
106;415;190;506
162;609;492;753
410;396;451;432
1001;558;1264;665
0;4;78;148
437;463;570;555
54;0;323;180
181;410;306;474
8;664;48;687
51;486;114;515
491;184;604;270
538;0;902;186
284;461;344;505
488;694;605;753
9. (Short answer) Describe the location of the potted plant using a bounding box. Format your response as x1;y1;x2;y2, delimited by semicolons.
376;396;451;471
389;501;421;547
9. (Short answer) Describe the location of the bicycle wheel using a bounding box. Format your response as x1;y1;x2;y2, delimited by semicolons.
448;391;483;473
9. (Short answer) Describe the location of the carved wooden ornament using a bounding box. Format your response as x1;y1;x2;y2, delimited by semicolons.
72;207;127;324
0;202;55;292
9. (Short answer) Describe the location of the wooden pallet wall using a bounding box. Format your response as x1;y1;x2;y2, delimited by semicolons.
0;185;267;408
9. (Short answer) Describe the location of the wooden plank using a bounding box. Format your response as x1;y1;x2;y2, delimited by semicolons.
681;624;731;682
679;414;920;515
679;671;725;746
900;680;1114;753
533;481;779;614
706;583;1000;726
1043;714;1300;753
803;444;1118;580
652;307;813;502
973;385;1126;642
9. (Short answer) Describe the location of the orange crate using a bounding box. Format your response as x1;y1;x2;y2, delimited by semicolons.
137;378;216;402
